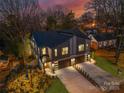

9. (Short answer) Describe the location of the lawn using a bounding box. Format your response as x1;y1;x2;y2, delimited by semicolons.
46;78;68;93
95;56;124;78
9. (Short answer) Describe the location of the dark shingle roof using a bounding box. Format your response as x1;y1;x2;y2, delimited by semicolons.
32;29;88;48
93;33;116;41
57;29;89;39
32;31;72;48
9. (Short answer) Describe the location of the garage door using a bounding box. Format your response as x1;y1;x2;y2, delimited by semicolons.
75;56;84;64
58;59;71;69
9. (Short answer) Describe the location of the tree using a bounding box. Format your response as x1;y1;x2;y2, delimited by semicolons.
46;5;67;30
0;0;41;58
80;11;94;24
62;11;77;29
87;0;124;64
80;11;95;29
46;5;77;30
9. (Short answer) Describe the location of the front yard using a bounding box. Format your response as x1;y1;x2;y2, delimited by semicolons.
46;78;68;93
95;56;124;78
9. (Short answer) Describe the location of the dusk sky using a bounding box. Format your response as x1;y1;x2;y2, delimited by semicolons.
39;0;90;17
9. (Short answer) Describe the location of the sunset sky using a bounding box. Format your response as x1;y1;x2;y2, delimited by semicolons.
39;0;90;17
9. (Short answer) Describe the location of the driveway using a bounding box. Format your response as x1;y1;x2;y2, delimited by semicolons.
55;67;102;93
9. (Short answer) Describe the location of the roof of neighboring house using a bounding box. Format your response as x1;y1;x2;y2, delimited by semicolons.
32;29;88;48
93;32;116;41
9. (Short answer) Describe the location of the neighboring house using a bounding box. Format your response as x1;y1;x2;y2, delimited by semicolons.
88;32;116;49
31;29;90;70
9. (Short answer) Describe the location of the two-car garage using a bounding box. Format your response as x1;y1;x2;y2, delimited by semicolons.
58;56;85;69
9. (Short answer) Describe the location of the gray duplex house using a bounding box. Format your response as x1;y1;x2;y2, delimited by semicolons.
31;29;90;70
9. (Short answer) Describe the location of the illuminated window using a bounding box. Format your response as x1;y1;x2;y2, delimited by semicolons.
86;44;89;47
62;47;68;55
42;48;46;55
78;44;84;51
54;49;57;56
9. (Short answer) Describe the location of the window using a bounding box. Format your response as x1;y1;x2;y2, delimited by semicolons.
62;47;68;55
42;48;46;55
54;49;57;57
86;44;89;47
78;44;84;52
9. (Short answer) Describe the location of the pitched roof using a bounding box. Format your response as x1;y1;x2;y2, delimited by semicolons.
93;33;116;41
57;29;89;39
32;31;72;48
32;29;88;48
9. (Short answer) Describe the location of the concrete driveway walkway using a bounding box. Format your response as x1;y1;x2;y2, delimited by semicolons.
56;67;102;93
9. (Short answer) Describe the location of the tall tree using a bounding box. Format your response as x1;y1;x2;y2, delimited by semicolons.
46;5;77;30
62;11;77;29
0;0;41;60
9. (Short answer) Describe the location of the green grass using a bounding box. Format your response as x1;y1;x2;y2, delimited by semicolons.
95;56;124;78
46;78;68;93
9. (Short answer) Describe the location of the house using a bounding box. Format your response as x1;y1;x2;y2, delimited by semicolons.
88;32;116;49
30;29;90;70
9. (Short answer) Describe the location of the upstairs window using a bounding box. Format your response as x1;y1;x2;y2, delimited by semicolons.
62;47;68;55
42;48;46;55
86;44;89;47
78;44;84;52
54;49;57;57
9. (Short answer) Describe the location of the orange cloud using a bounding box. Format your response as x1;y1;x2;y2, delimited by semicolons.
39;0;90;17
